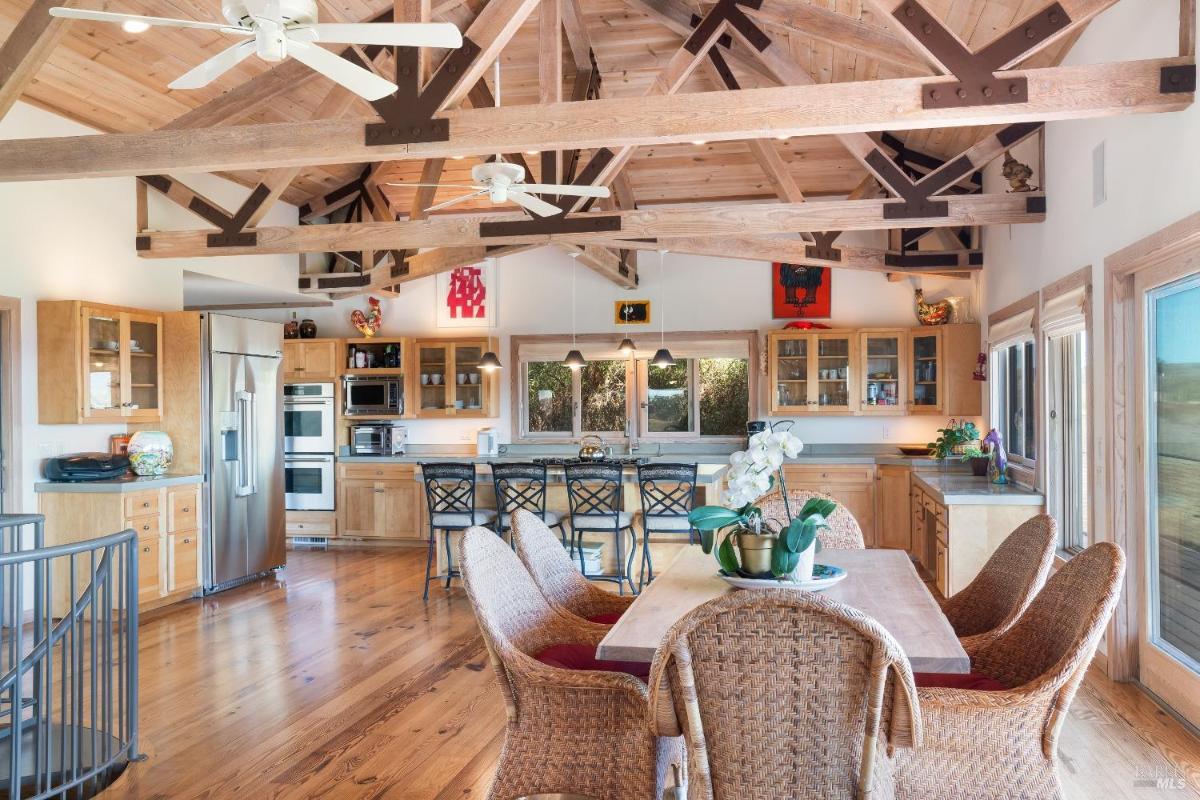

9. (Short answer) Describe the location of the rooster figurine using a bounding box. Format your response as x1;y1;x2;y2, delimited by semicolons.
351;296;383;338
915;289;952;326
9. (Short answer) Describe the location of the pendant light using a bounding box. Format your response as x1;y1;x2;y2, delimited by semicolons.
618;337;636;355
564;252;586;369
651;249;675;367
476;258;502;370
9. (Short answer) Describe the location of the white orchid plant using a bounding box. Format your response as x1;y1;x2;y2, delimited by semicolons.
688;426;835;578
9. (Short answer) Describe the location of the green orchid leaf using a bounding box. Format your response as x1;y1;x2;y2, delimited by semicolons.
689;506;742;532
699;529;715;554
798;497;837;520
716;531;741;574
784;516;822;554
770;541;791;577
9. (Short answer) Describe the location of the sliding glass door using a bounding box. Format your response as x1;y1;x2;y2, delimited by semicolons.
1139;270;1200;725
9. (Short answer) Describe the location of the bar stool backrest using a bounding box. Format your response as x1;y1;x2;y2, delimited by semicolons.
637;462;698;520
421;463;477;517
492;463;550;518
565;461;624;520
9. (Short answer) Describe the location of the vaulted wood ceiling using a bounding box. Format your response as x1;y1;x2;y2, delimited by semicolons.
0;0;1081;215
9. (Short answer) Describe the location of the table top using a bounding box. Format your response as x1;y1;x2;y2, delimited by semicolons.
596;547;969;673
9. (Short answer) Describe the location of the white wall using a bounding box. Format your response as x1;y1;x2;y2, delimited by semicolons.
981;0;1200;547
0;101;301;514
260;244;980;446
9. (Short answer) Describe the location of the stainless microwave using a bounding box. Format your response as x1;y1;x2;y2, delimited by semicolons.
343;376;403;416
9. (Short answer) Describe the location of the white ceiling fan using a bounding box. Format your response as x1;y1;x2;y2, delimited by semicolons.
49;0;462;101
387;60;610;217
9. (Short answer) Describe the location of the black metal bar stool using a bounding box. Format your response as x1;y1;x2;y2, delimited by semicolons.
564;461;638;595
492;462;567;548
421;462;497;600
636;462;698;589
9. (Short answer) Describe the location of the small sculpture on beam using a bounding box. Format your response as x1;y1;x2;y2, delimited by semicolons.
1001;151;1038;193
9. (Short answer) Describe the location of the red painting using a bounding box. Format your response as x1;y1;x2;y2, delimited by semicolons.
446;266;487;320
772;263;832;319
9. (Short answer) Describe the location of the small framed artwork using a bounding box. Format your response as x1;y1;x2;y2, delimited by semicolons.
615;300;651;325
772;263;832;319
437;261;496;328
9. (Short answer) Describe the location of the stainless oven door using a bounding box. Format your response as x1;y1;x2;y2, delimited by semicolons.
284;454;335;511
283;398;335;453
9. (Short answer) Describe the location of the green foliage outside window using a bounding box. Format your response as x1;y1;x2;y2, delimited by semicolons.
527;362;572;433
700;358;749;436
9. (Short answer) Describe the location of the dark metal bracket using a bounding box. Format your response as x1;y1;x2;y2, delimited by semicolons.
1161;64;1197;93
684;0;771;55
364;37;481;146
137;174;268;249
805;231;842;262
893;1;1071;109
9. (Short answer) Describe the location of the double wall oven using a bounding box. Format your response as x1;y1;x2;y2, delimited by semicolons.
283;383;335;511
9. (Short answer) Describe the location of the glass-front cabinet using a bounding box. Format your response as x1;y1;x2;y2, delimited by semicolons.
767;331;857;415
413;338;497;418
77;305;163;423
909;329;944;414
859;330;907;415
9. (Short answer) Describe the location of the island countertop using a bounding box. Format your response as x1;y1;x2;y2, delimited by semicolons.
338;457;730;485
913;472;1044;506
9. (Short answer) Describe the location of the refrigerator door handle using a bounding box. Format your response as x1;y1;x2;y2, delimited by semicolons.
236;390;258;497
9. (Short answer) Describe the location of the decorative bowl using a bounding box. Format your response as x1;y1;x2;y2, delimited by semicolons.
718;563;847;592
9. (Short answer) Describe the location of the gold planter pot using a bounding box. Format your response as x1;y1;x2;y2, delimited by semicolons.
735;532;777;577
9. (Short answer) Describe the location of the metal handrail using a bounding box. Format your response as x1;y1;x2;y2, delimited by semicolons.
0;514;139;800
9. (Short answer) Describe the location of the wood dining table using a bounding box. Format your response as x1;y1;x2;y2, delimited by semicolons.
596;546;969;673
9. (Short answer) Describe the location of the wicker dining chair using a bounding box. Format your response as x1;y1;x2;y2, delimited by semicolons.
510;509;634;624
460;526;684;800
648;589;921;800
941;514;1057;654
893;541;1125;800
756;489;866;549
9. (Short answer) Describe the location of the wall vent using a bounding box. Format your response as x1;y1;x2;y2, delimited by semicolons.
1092;141;1107;207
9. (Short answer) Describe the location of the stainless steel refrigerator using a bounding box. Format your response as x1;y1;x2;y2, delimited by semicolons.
202;314;286;593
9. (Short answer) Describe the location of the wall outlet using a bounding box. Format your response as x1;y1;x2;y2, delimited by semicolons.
881;426;891;440
460;430;474;442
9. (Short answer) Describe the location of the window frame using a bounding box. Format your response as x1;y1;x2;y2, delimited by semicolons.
511;331;758;444
987;292;1039;487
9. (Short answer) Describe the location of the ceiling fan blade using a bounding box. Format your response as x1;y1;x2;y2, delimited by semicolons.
49;7;247;33
519;183;611;199
298;22;462;48
508;190;563;218
425;190;488;214
385;183;483;190
168;40;257;90
286;40;398;101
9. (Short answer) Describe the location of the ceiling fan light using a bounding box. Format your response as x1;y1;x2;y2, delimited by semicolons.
564;349;587;369
478;351;503;370
651;348;676;368
122;19;150;33
618;337;636;355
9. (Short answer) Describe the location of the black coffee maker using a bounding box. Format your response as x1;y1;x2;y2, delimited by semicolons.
746;420;768;437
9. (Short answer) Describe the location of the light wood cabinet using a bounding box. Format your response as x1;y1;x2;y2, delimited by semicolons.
283;339;339;381
781;464;876;546
38;300;164;424
412;338;499;418
875;465;912;551
39;481;203;614
336;463;426;542
767;323;981;417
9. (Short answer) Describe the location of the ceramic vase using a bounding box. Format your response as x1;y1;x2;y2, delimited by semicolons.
298;319;318;339
128;431;173;476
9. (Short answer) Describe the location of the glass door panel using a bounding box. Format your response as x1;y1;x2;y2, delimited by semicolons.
862;333;902;410
774;336;809;411
83;310;123;418
127;316;160;416
815;335;852;411
1143;273;1200;719
453;344;484;412
911;332;941;410
417;345;450;414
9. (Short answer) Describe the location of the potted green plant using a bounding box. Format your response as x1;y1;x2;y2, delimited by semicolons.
960;444;990;477
928;419;980;459
688;428;835;581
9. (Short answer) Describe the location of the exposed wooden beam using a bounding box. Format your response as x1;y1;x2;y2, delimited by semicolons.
559;0;592;69
540;0;564;180
563;244;639;289
5;57;1188;182
0;0;70;120
137;192;1043;257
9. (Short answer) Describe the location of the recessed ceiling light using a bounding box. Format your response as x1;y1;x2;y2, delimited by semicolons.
122;19;150;33
776;134;789;141
451;155;465;160
525;150;539;155
691;140;707;146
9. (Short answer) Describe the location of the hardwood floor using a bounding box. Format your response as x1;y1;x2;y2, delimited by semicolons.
109;546;1200;799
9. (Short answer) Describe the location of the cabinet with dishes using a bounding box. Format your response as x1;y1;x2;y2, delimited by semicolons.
766;323;980;417
411;337;500;418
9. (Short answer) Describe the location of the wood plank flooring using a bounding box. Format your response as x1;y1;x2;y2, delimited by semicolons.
107;546;1200;799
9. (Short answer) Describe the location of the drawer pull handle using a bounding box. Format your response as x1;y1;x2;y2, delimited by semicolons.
142;546;151;553
142;524;150;532
182;507;190;513
183;538;191;544
142;502;150;508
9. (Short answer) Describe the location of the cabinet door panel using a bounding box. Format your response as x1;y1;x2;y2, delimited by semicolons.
126;312;163;420
301;341;338;378
168;486;200;533
834;484;875;547
860;331;906;414
876;466;912;551
137;536;162;606
770;334;810;413
80;307;125;421
170;532;200;594
375;481;423;540
339;480;379;538
814;334;855;413
910;329;944;414
282;341;305;376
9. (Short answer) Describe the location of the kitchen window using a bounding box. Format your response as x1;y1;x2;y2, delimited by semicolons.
515;334;754;442
988;300;1037;478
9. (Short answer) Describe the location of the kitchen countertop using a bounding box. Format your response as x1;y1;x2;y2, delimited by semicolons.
339;456;729;485
913;472;1044;506
35;473;204;493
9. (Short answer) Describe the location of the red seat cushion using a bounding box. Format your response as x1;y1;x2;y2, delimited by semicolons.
534;643;651;680
587;612;624;625
914;671;1008;691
